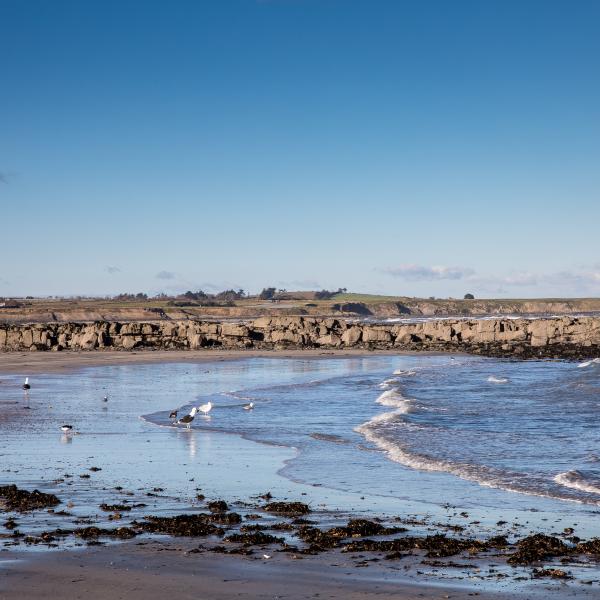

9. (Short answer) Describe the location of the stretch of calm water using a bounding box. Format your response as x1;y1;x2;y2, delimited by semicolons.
3;354;600;536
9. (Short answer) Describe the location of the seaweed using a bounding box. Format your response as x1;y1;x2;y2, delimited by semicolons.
507;534;570;565
0;485;60;512
263;502;310;515
224;531;284;546
137;514;226;537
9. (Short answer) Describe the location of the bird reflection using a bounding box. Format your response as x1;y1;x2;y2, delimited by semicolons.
60;434;73;444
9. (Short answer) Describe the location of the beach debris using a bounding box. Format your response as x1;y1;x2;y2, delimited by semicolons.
224;531;284;546
507;533;570;565
263;501;310;515
137;514;231;537
210;545;253;555
0;485;60;512
532;568;572;579
99;503;146;512
207;500;228;513
240;524;268;532
74;526;138;540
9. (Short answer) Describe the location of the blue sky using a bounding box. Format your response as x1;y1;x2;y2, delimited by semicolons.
1;0;599;298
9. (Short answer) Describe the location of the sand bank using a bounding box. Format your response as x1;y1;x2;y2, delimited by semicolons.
1;540;520;600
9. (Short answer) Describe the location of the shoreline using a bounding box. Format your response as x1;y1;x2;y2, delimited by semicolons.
0;347;424;375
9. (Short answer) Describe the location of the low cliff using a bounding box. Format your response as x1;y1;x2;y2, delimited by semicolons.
1;316;599;359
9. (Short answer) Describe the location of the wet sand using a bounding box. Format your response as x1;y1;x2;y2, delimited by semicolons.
0;348;413;375
1;540;520;600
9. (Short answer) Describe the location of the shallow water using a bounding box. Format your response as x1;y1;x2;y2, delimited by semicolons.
3;354;600;544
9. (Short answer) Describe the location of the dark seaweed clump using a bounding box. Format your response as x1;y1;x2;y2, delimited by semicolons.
224;531;284;546
342;533;494;558
0;485;60;512
263;502;310;515
296;519;405;551
99;503;146;512
507;534;570;565
532;568;572;579
207;500;228;513
74;527;138;540
137;513;239;537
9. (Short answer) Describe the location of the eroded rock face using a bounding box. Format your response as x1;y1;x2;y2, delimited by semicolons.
0;316;599;358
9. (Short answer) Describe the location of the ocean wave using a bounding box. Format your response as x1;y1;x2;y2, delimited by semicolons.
378;378;398;389
554;470;600;495
577;358;600;368
487;376;509;384
356;385;600;506
375;389;413;412
393;369;417;376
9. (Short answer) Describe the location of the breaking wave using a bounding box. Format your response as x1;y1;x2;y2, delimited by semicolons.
554;470;600;495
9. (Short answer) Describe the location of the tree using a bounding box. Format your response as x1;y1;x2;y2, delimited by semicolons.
259;287;277;300
464;293;475;300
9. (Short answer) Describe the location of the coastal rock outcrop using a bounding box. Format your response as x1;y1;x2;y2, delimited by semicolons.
1;316;599;359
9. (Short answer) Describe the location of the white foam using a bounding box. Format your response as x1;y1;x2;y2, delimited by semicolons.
487;376;509;384
375;389;413;412
577;358;600;368
554;471;600;495
378;378;398;389
393;369;417;376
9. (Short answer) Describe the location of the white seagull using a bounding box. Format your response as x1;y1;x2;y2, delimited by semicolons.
60;425;73;433
243;402;254;411
22;377;31;390
198;401;212;416
177;407;198;429
103;395;108;402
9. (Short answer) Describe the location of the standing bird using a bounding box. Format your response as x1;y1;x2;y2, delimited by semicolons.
198;401;212;416
22;377;31;390
243;402;254;411
177;407;198;429
169;409;178;421
103;395;108;402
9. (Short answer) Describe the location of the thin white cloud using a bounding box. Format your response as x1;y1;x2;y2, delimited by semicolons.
156;270;176;280
383;264;475;281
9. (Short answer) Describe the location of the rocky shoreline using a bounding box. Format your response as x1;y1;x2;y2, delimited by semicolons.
1;316;600;359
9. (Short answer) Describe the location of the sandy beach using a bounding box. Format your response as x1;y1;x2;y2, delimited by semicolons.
2;351;600;599
1;539;530;600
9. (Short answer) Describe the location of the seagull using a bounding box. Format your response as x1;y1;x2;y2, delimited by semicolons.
103;395;108;402
60;425;73;433
198;401;212;416
177;407;198;429
243;402;254;411
22;377;31;390
169;409;178;420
